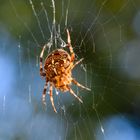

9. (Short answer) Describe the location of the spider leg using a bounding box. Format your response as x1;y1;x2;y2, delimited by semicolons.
42;82;48;106
72;79;91;91
49;83;57;113
66;58;84;73
66;29;75;62
71;58;84;70
66;85;83;103
40;45;46;77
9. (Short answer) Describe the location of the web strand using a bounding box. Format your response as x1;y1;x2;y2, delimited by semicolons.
29;0;46;40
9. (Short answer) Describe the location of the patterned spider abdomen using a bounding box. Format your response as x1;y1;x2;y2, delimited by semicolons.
44;49;71;80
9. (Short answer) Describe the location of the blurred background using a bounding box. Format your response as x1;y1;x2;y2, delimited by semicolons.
0;0;140;140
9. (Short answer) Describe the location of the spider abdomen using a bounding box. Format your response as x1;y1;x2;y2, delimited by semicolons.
44;49;71;80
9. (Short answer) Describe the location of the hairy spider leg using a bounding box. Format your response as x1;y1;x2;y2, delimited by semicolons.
66;58;84;73
72;79;91;91
40;45;47;77
66;85;83;103
66;29;75;62
50;83;57;113
71;58;84;70
42;82;48;106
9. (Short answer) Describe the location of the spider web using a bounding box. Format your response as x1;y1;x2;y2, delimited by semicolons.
0;0;140;139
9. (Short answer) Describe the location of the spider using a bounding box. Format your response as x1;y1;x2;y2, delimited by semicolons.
40;29;91;113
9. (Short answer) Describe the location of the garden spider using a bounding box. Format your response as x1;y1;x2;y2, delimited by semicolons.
40;29;91;113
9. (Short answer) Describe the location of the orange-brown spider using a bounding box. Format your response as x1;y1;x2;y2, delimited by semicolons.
40;29;90;113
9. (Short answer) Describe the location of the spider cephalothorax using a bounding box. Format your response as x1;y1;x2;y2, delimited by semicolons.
40;29;90;113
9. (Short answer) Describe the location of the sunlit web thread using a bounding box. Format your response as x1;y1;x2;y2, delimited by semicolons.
9;0;40;47
64;0;70;28
109;14;123;43
89;63;93;90
27;42;32;75
94;107;105;136
82;117;91;139
73;122;85;140
99;21;113;102
55;88;59;95
57;25;67;48
29;0;46;40
17;36;23;79
40;2;51;34
61;105;66;115
57;0;70;27
64;121;69;139
74;123;78;140
89;30;96;53
84;64;88;88
76;124;83;140
59;0;64;25
79;0;108;47
36;55;39;67
51;0;57;48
